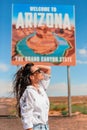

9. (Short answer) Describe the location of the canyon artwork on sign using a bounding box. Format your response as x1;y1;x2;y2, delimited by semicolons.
12;4;76;66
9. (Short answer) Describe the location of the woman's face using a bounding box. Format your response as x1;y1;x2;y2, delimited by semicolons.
30;65;44;81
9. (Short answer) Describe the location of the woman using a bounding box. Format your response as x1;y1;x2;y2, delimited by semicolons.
13;63;51;130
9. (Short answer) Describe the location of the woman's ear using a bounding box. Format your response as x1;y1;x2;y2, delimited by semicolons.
30;75;34;80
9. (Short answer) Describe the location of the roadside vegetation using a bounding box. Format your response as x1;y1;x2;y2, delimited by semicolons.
50;102;87;116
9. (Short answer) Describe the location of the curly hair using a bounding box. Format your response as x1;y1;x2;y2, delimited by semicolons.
13;63;34;117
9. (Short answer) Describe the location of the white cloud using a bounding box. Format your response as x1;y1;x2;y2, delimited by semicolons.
47;83;87;96
47;83;68;96
0;80;13;97
78;49;87;57
77;60;87;64
71;84;87;96
0;81;87;97
0;63;9;72
77;48;87;64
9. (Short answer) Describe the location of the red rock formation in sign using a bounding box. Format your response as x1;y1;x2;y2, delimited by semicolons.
27;26;58;55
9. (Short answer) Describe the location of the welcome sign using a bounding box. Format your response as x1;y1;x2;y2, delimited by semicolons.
12;4;76;66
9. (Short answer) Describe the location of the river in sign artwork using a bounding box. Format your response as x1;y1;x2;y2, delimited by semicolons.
16;32;70;61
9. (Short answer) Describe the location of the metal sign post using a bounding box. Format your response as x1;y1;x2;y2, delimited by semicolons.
67;66;72;116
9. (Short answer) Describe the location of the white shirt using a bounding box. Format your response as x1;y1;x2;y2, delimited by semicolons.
20;74;50;129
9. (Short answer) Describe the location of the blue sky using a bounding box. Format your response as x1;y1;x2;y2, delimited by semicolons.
13;4;74;17
0;0;87;97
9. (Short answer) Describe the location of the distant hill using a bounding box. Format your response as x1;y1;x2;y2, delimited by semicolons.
0;96;87;105
49;96;87;104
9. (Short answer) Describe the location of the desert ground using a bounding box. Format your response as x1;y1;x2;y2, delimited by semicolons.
0;113;87;130
0;96;87;130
